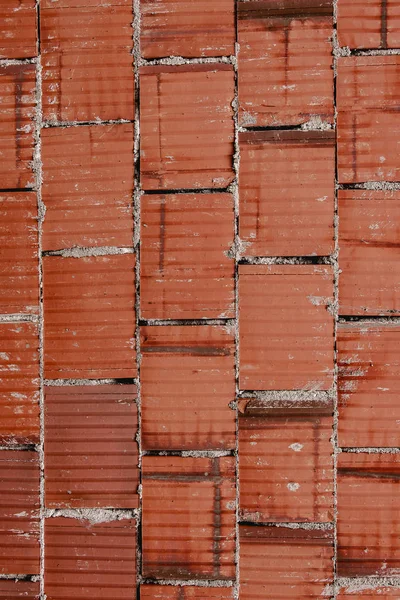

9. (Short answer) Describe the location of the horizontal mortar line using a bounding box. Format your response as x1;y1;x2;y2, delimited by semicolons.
340;447;400;454
44;378;138;386
240;124;334;133
44;508;139;519
338;316;400;323
339;182;400;190
0;574;39;581
0;444;39;452
138;55;235;66
0;187;35;193
143;186;235;196
142;449;236;458
0;314;39;323
348;48;400;55
139;578;234;588
42;246;135;258
337;576;400;587
239;520;334;530
42;118;135;129
139;318;235;327
238;390;334;399
0;57;38;66
239;255;334;265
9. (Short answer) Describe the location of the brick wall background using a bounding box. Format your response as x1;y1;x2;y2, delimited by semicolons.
0;0;399;598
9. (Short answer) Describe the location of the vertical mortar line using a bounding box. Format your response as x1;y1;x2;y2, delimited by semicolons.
233;2;240;597
34;1;45;597
132;0;142;595
332;2;339;598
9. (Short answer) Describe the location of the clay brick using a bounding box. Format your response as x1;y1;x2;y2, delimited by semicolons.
0;580;40;599
338;453;400;576
0;322;40;445
337;0;400;49
0;193;39;314
142;456;236;579
239;404;334;523
239;265;334;390
141;193;234;319
140;586;234;599
237;1;334;127
42;125;134;251
0;450;40;575
338;323;400;447
43;254;136;380
141;0;235;58
45;516;136;599
338;190;400;316
240;526;334;599
337;56;400;183
338;586;400;598
0;65;36;189
45;385;139;508
141;326;236;451
239;130;335;256
41;2;134;122
140;65;235;190
0;1;37;59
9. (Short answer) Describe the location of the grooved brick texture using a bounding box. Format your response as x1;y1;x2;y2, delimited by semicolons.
2;0;399;597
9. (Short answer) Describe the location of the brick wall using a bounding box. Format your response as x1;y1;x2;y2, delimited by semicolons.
0;0;399;598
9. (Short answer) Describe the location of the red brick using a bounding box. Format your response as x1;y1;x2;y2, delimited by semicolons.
337;56;400;183
140;65;235;190
141;326;236;451
0;193;39;314
141;193;234;319
45;516;136;599
42;125;134;251
0;65;36;189
237;2;333;127
338;453;400;576
239;404;334;523
45;385;139;508
337;0;400;49
338;585;400;598
239;265;334;390
0;580;40;599
240;525;334;599
0;450;40;575
141;0;235;58
0;323;40;445
339;190;400;316
41;2;134;122
140;586;234;599
239;130;335;256
0;1;37;59
338;323;400;447
142;456;236;580
43;254;136;380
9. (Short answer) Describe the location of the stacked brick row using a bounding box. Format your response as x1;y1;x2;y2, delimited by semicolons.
0;0;399;598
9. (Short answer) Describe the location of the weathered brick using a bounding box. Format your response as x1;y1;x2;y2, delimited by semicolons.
337;0;400;49
0;580;40;599
339;189;400;316
239;130;335;256
337;56;400;183
238;1;334;127
141;193;234;319
142;456;236;580
239;265;334;390
0;1;37;59
43;255;136;379
141;0;235;58
239;403;334;523
42;125;134;251
140;65;235;190
0;451;40;575
140;586;234;599
338;453;400;576
45;385;139;508
141;326;236;451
